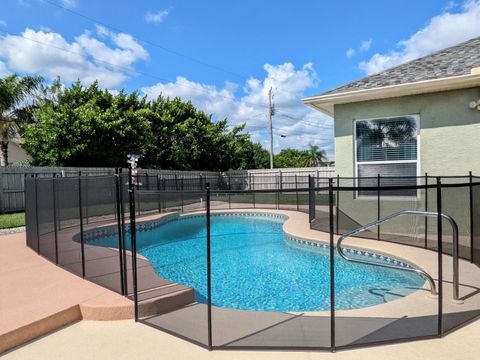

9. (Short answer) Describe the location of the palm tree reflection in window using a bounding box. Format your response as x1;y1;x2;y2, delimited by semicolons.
356;117;417;162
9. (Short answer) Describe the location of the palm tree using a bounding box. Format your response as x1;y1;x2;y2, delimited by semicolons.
304;144;327;167
0;75;43;166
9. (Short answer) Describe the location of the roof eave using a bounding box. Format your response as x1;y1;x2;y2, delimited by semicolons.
303;73;480;116
304;102;334;117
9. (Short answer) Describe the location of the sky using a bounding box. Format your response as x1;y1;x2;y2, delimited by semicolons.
1;0;480;160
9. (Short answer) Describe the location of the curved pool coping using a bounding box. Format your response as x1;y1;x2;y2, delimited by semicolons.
84;210;421;277
82;208;467;317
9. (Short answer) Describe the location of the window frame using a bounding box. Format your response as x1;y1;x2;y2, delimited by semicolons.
353;114;421;200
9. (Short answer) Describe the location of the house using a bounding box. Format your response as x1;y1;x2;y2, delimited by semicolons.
303;37;480;246
7;139;31;165
303;37;480;180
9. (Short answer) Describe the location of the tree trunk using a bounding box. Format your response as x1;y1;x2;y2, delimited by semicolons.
0;141;8;166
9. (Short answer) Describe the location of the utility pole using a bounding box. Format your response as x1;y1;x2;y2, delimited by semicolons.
268;86;274;169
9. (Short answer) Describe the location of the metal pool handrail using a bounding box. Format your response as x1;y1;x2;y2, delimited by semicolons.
336;210;460;300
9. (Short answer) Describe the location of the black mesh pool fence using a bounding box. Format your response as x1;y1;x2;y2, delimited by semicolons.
24;172;480;351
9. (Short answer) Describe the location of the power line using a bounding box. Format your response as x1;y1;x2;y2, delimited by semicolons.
43;0;246;80
0;29;267;110
276;110;333;129
226;111;334;132
252;128;332;140
42;0;307;99
234;109;332;131
0;31;331;132
1;29;318;120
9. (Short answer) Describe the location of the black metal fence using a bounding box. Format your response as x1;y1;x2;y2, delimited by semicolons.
25;170;132;295
24;171;480;352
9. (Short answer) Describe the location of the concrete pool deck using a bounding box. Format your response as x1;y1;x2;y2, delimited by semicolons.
3;319;480;360
0;226;195;354
0;232;134;353
3;206;480;354
135;208;480;348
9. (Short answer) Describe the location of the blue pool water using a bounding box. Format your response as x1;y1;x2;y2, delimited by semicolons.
94;213;425;312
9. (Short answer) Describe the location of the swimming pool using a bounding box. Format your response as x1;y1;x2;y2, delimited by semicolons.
91;212;425;312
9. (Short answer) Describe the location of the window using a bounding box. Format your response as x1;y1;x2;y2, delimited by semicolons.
354;115;419;197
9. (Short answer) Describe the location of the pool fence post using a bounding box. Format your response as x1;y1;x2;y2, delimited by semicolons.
252;175;256;208
34;174;40;254
115;169;125;296
295;175;299;211
228;174;232;209
377;174;381;240
308;175;314;223
157;174;161;213
56;173;63;232
425;173;429;249
206;183;213;350
84;172;89;225
119;168;128;295
162;178;167;211
276;174;280;209
52;174;59;265
78;171;86;279
469;171;474;263
336;174;339;235
328;177;336;352
436;177;443;336
181;178;184;213
129;167;139;321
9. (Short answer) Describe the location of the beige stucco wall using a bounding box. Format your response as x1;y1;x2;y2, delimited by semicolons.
8;142;31;165
332;87;480;248
334;86;480;177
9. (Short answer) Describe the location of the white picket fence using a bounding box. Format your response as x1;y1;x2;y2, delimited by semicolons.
229;167;336;190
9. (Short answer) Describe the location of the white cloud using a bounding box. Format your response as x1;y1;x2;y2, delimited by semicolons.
142;62;334;157
0;20;7;27
0;27;148;88
346;48;356;59
145;10;169;24
346;39;371;59
360;39;372;52
60;0;77;9
359;0;480;74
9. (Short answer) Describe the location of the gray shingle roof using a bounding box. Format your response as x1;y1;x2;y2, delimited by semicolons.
322;36;480;96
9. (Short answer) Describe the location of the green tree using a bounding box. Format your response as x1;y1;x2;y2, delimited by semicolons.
140;96;254;171
273;145;328;168
0;74;43;166
304;144;327;167
22;81;152;167
22;80;268;170
274;148;309;168
232;139;270;170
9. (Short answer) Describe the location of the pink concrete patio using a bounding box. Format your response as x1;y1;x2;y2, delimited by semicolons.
0;231;136;352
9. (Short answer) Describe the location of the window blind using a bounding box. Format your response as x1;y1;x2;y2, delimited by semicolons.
356;116;418;162
358;163;418;196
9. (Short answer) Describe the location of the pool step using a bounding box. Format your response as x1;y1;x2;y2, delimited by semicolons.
0;306;82;354
0;285;195;354
137;284;196;318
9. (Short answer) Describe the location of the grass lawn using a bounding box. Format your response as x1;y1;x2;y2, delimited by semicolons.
0;212;25;229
